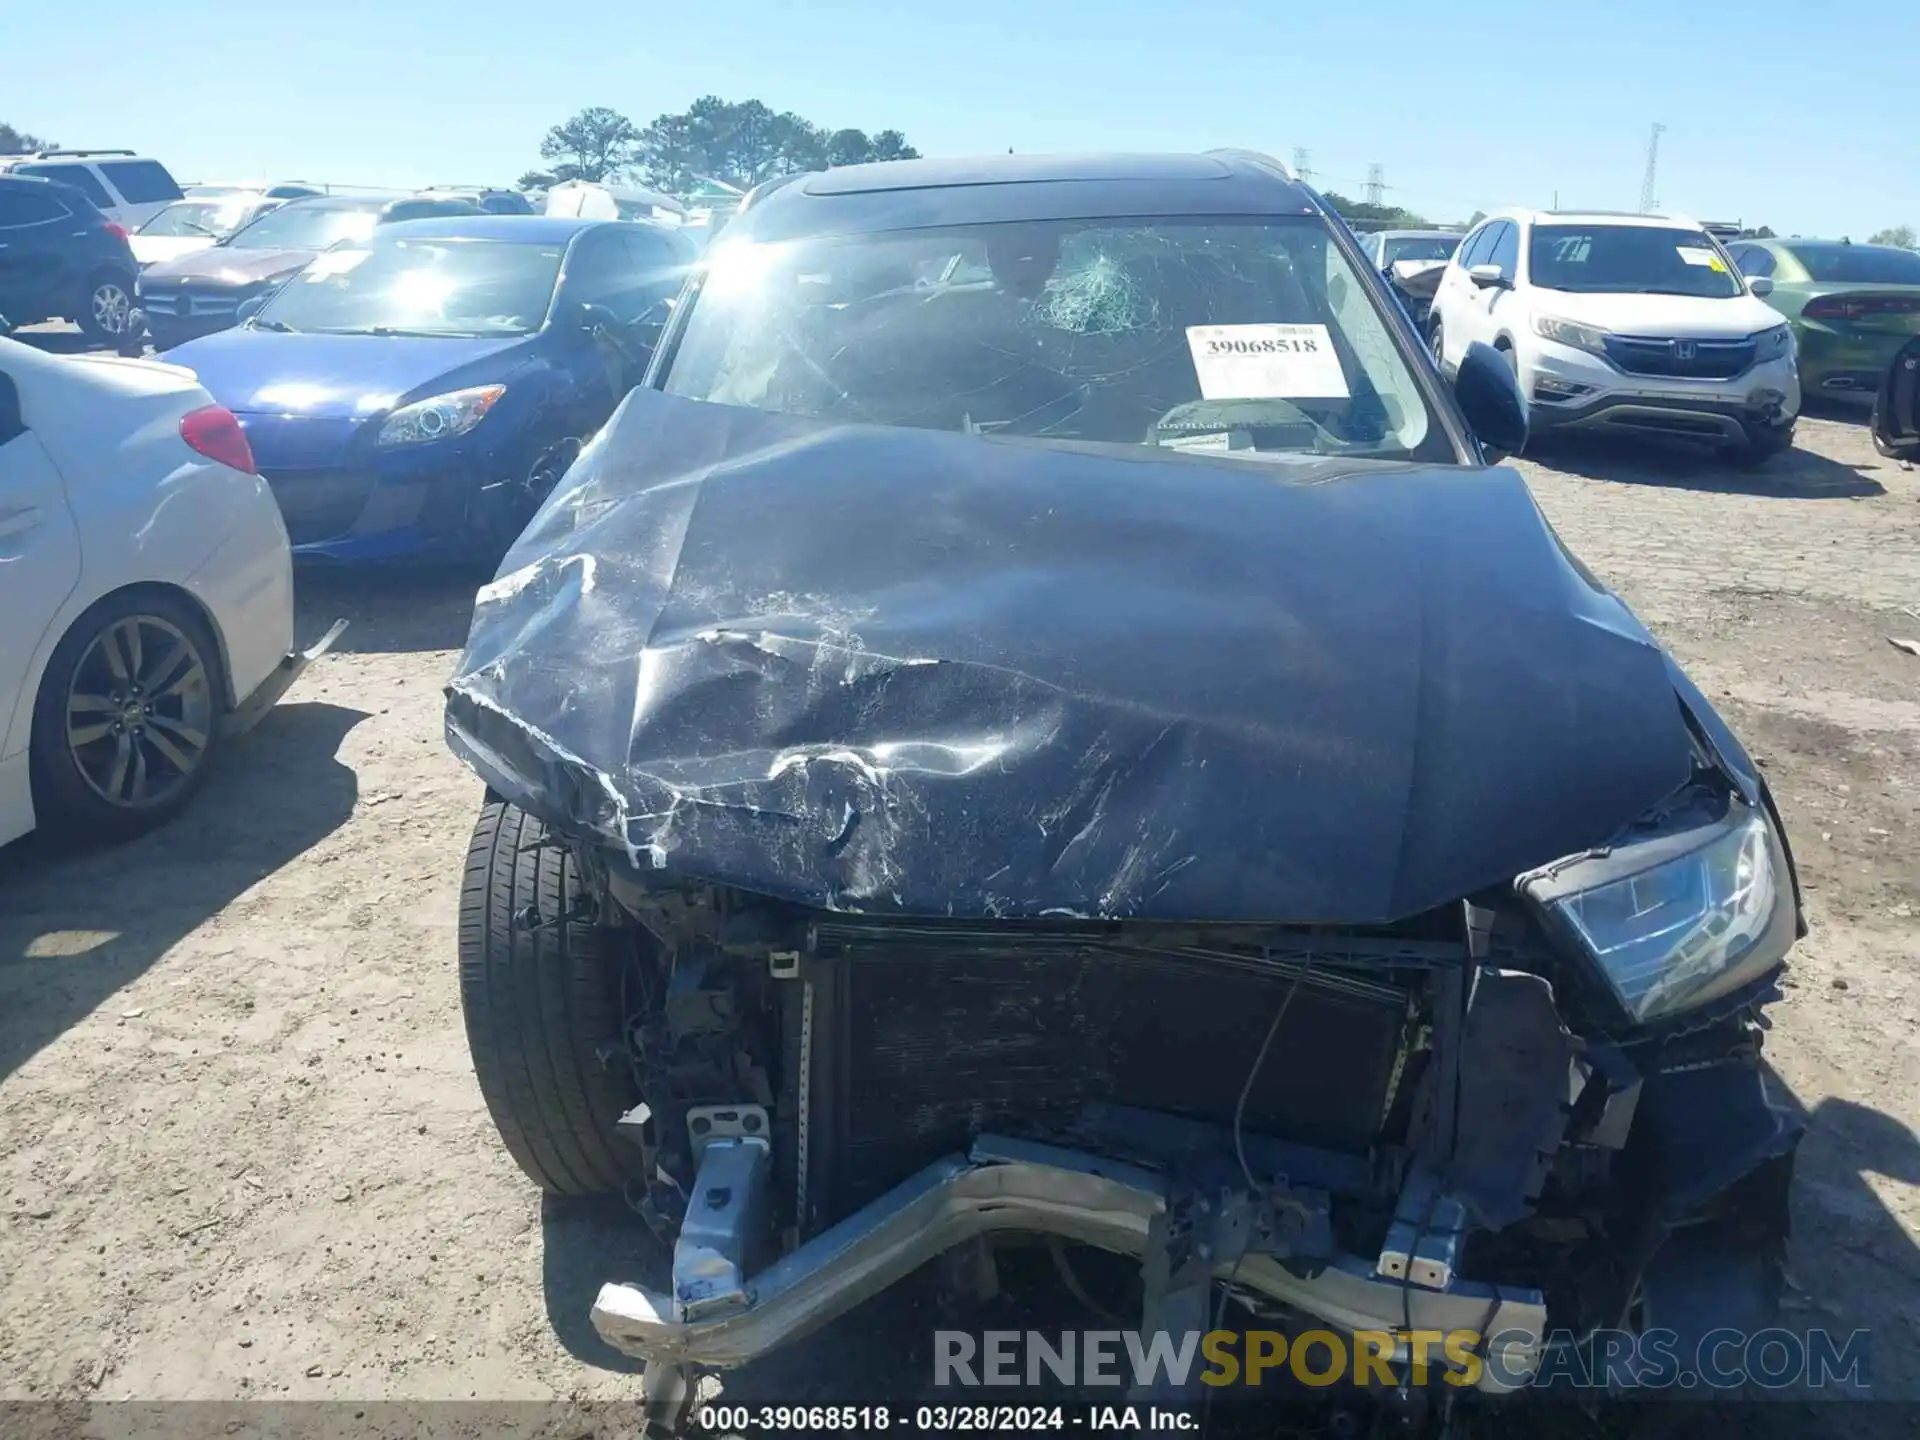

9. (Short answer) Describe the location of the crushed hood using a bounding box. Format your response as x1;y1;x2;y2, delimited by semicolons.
445;392;1695;924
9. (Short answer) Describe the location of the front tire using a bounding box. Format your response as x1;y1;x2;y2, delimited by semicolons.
458;796;643;1196
29;589;224;844
77;270;136;343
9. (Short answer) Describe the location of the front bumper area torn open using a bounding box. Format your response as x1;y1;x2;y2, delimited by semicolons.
590;1135;1548;1393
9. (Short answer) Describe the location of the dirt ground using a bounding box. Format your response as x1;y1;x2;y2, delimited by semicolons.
2;407;1917;1432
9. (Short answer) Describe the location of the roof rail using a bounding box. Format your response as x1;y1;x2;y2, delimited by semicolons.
1202;148;1296;182
26;148;139;160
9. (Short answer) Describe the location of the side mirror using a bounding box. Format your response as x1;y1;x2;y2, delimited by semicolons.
1468;264;1509;290
1747;276;1774;297
236;294;268;324
1454;341;1529;461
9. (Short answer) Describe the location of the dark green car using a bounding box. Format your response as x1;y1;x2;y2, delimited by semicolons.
1726;238;1920;399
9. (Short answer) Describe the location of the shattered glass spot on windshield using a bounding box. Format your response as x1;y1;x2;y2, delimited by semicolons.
1032;248;1158;336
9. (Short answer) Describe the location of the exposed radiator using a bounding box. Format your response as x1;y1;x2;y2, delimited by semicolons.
794;924;1419;1224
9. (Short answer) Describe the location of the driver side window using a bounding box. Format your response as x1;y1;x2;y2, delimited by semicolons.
562;231;651;322
1487;222;1520;280
1457;225;1496;271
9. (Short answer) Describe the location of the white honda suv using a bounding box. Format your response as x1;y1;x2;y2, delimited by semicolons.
1427;210;1799;465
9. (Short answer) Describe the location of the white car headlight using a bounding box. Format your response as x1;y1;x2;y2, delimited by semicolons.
1532;315;1608;354
1755;324;1794;361
377;385;505;447
1518;794;1796;1025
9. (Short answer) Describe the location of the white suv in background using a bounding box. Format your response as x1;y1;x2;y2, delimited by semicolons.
1428;210;1799;464
0;150;185;228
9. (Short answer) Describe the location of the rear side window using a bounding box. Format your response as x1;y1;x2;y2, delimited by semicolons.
14;163;113;208
1787;244;1920;285
97;159;183;205
0;184;71;227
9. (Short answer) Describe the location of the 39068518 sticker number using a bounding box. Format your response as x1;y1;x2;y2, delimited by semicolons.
1184;324;1350;401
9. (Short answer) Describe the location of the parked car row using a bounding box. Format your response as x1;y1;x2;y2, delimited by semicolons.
136;191;492;349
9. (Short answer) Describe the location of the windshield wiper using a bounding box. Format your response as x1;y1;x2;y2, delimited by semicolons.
251;318;296;333
314;326;492;338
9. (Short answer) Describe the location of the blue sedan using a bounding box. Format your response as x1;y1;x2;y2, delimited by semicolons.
165;215;696;563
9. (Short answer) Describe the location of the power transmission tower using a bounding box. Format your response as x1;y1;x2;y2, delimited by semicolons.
1639;124;1665;212
1292;148;1313;184
1365;164;1385;206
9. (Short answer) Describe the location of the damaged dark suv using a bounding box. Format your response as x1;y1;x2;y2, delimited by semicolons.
443;152;1805;1434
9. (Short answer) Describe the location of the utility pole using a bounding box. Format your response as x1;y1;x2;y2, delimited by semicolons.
1292;147;1313;185
1639;124;1665;213
1365;163;1385;206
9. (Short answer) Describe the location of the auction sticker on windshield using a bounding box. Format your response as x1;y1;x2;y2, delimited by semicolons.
1186;324;1349;400
1676;246;1728;271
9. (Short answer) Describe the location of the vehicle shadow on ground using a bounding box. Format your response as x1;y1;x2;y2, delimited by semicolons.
1799;396;1875;427
1524;434;1886;499
540;1193;658;1374
1782;1084;1920;1408
296;565;491;656
0;700;365;1085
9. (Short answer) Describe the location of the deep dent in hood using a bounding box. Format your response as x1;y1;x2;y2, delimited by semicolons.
444;391;1695;923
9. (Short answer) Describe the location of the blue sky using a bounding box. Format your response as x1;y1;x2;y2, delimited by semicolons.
7;0;1914;239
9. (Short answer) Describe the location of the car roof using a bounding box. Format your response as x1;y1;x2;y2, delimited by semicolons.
373;215;619;242
1375;229;1460;240
1767;238;1907;251
0;172;103;208
727;151;1318;243
1493;208;1705;230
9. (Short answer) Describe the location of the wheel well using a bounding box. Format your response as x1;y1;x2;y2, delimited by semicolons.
44;582;234;712
1494;334;1513;351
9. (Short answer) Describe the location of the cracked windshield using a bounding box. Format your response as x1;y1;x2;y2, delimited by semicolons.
665;218;1444;460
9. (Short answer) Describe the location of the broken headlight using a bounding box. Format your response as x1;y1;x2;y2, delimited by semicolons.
1517;794;1796;1025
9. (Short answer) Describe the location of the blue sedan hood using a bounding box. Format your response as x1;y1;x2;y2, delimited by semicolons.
166;327;531;419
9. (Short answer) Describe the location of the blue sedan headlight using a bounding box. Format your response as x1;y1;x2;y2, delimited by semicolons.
377;384;506;447
1517;792;1796;1024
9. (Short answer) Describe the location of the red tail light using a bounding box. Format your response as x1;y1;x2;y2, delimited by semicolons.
1804;293;1920;321
103;222;129;240
179;405;257;474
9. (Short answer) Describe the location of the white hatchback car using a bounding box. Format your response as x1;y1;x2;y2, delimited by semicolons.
1428;210;1800;464
0;336;340;849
